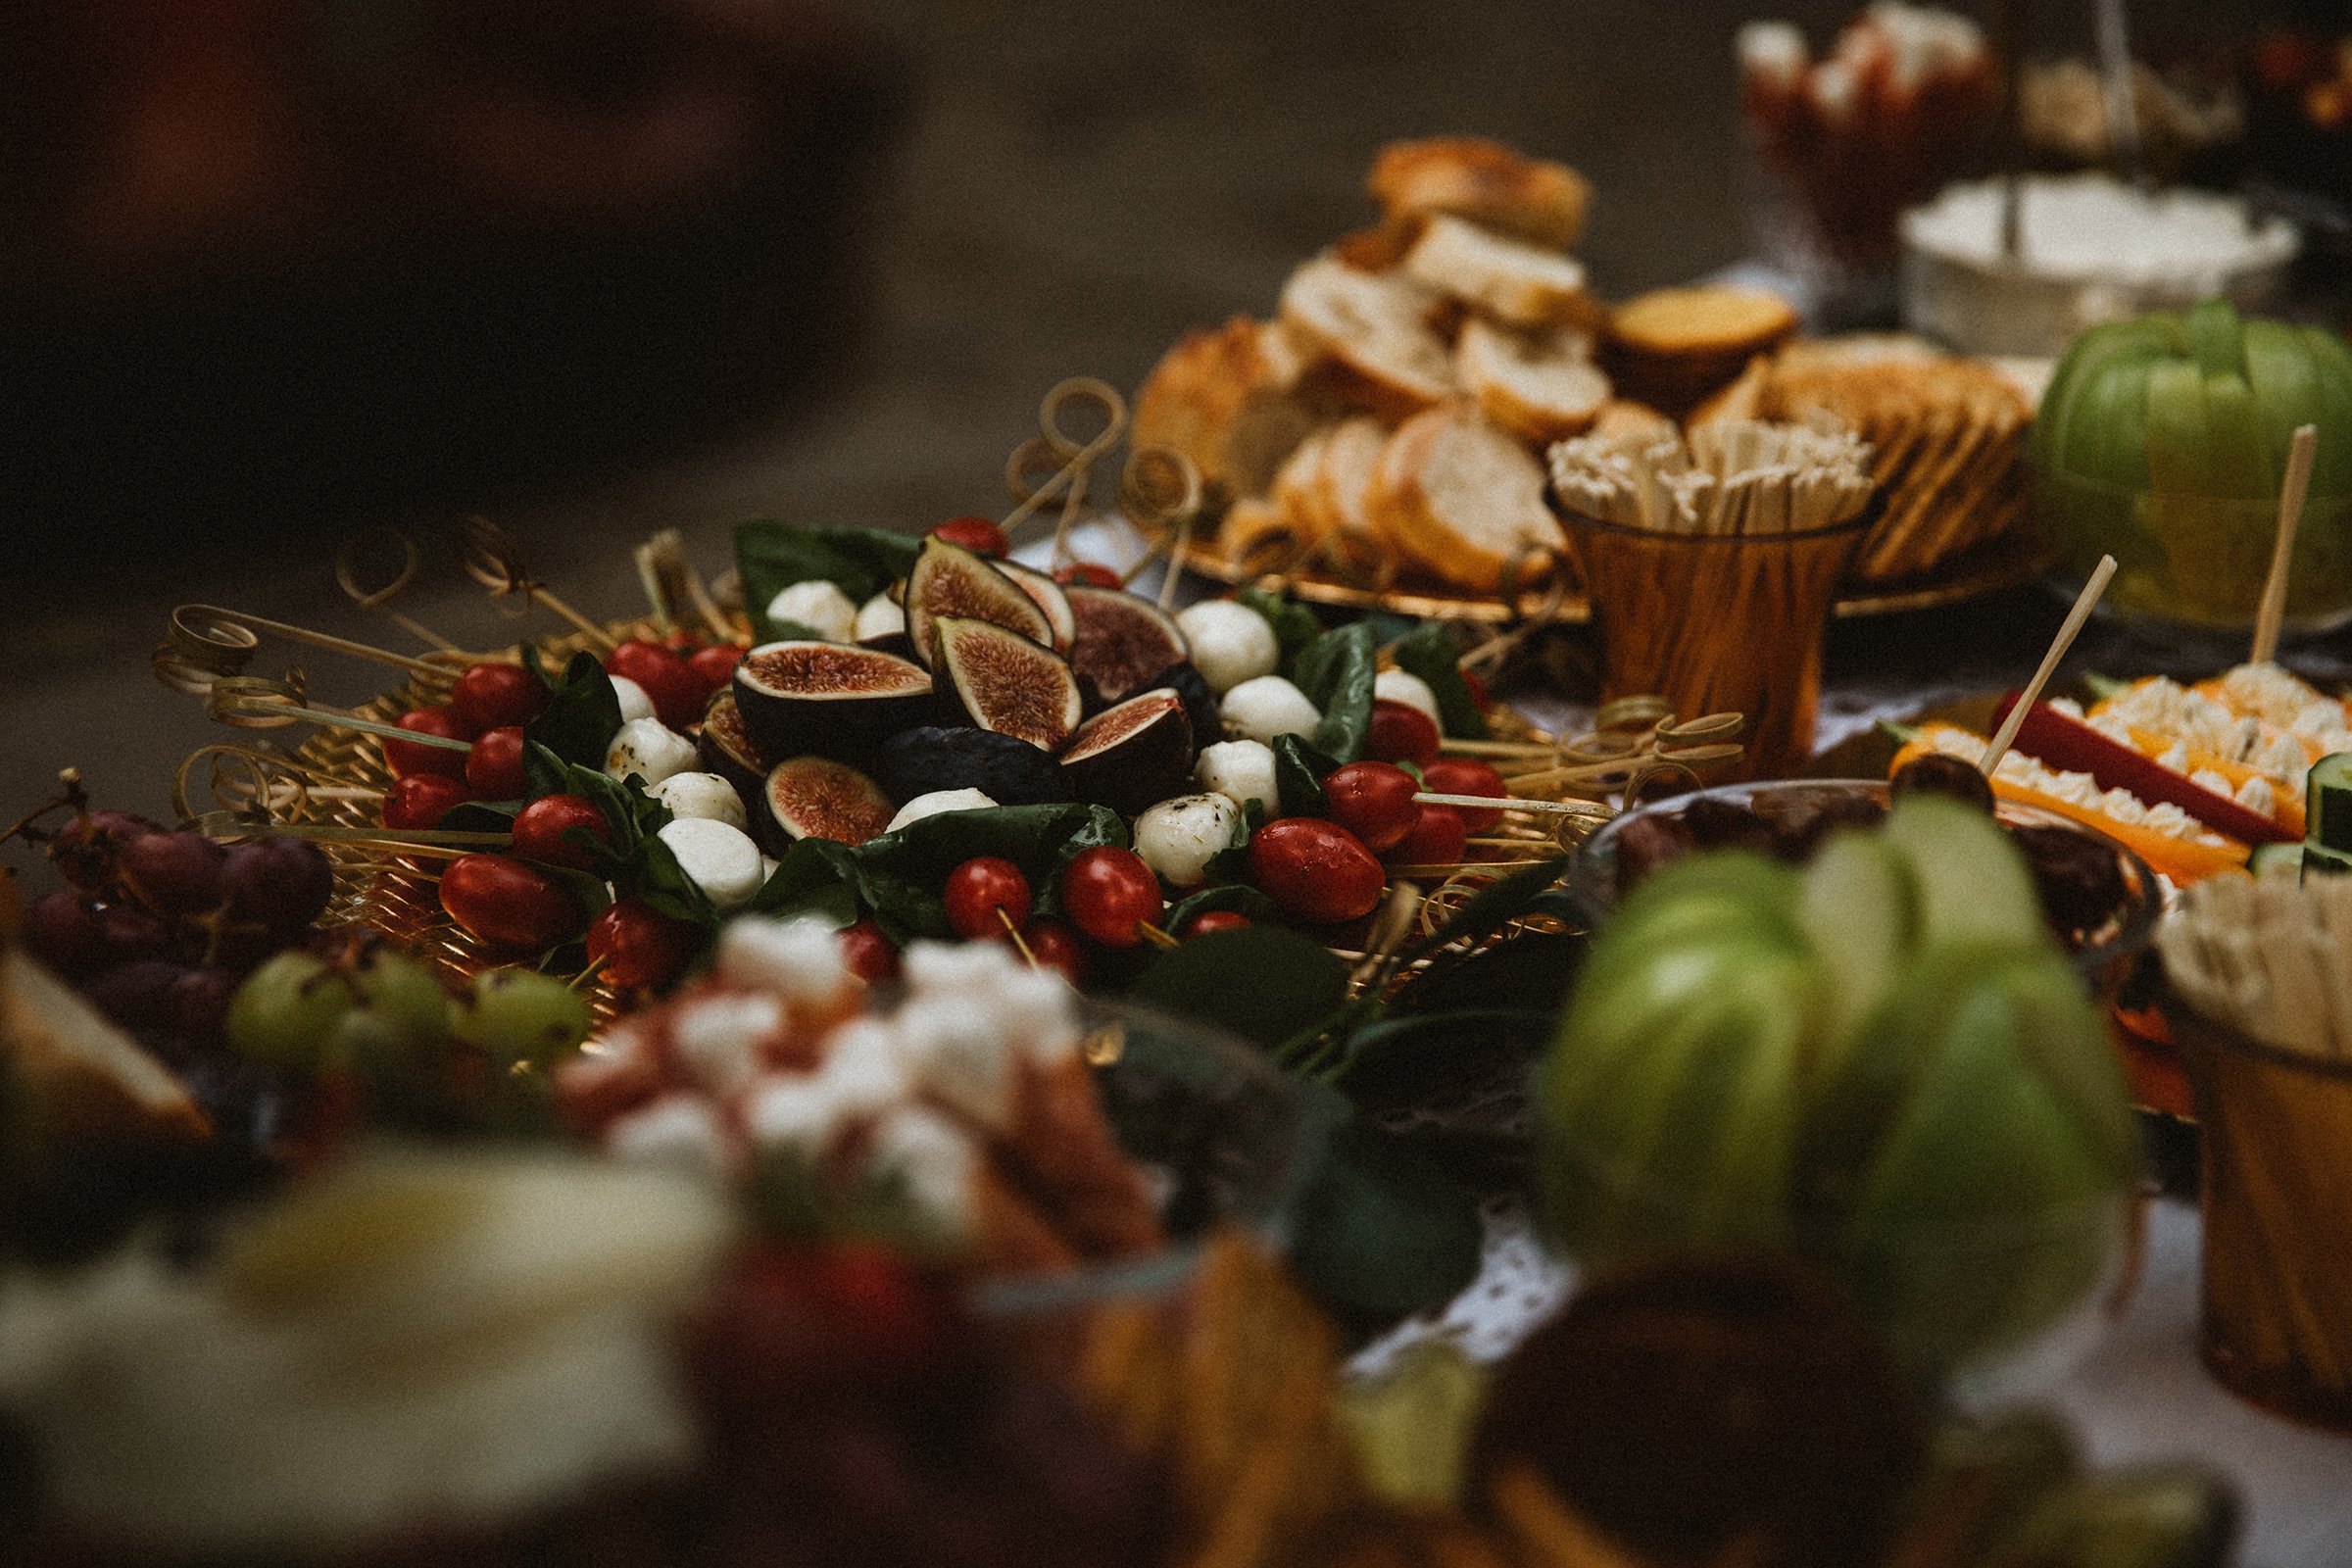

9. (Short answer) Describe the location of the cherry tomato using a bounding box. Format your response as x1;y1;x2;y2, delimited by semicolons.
1389;804;1467;866
438;854;581;952
1053;561;1123;589
1179;909;1250;938
943;857;1033;941
1419;758;1509;834
662;627;702;652
1059;847;1163;948
586;898;701;990
1363;699;1441;769
383;773;475;830
606;639;705;730
839;917;900;984
687;642;745;700
930;515;1010;557
1249;818;1385;924
384;708;474;778
1320;760;1421;852
464;725;528;800
512;794;612;870
1017;917;1086;986
449;662;546;731
1460;667;1492;714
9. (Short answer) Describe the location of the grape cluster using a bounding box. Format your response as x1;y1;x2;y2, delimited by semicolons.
23;810;335;1139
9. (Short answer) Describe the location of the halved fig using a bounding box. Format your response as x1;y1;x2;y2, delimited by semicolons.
877;725;1073;807
995;559;1078;653
1140;661;1221;757
765;757;897;845
733;641;933;764
699;691;778;847
932;616;1083;753
1066;586;1190;706
904;536;1052;664
1060;688;1196;814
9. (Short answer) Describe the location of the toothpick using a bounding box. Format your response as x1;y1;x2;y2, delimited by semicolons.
1981;553;2115;778
2250;423;2318;666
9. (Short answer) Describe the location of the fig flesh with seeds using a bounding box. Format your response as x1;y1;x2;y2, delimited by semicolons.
903;536;1053;664
994;558;1078;653
732;641;934;765
931;616;1084;753
763;757;898;846
1064;585;1190;706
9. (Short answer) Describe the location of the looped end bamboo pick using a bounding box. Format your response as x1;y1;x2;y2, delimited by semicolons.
336;528;465;655
2250;423;2319;667
1001;377;1131;564
151;603;456;698
1980;552;2116;778
459;515;617;653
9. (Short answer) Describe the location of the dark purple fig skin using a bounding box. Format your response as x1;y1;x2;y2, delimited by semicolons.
1060;689;1194;815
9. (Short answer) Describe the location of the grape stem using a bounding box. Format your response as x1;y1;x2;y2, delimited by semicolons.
0;767;90;846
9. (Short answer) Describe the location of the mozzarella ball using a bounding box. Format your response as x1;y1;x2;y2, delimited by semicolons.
764;580;858;643
1175;600;1280;694
1134;794;1241;889
854;592;906;641
649;770;750;829
657;818;766;911
606;718;698;788
1195;739;1277;812
1374;667;1442;726
610;675;657;725
884;788;999;834
1219;675;1321;746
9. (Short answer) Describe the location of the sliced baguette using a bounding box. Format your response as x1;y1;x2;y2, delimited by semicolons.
1368;136;1592;251
1278;255;1455;420
1367;406;1566;592
1132;316;1324;510
1452;318;1611;446
1271;425;1340;545
1315;416;1390;547
1402;215;1597;331
1590;399;1679;443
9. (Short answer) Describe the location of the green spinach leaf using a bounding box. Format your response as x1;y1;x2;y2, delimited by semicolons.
523;650;624;767
1298;621;1378;762
736;520;920;642
1128;925;1350;1050
1273;732;1337;816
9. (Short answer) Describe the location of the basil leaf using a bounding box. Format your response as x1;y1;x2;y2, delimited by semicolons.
736;520;920;642
1298;622;1378;762
1160;882;1283;934
441;798;519;834
1237;587;1324;668
1200;797;1265;887
625;828;719;930
1128;925;1350;1050
1286;1094;1484;1325
524;651;624;767
1389;620;1489;740
1273;733;1337;817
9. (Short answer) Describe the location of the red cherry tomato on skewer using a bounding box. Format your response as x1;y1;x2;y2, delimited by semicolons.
687;642;745;700
1178;909;1250;938
1249;818;1385;924
1053;562;1123;589
839;917;901;984
1363;699;1441;768
1320;760;1421;853
449;662;547;731
1418;758;1509;834
1059;847;1162;948
587;898;703;991
512;794;612;869
464;725;529;800
1389;804;1467;866
383;773;475;830
943;857;1033;941
606;639;705;730
1016;917;1086;985
384;708;474;778
439;854;580;952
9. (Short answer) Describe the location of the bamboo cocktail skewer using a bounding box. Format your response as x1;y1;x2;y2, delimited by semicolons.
1980;552;2115;778
2250;424;2319;666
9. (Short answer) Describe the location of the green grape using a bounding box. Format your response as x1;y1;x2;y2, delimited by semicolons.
349;949;452;1051
224;952;356;1071
449;968;591;1066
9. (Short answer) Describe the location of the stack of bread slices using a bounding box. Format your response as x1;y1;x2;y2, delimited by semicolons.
1135;137;1627;595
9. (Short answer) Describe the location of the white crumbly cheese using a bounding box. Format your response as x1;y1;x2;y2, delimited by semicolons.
605;718;697;789
743;1073;853;1156
764;580;858;643
815;1017;915;1112
666;992;784;1097
609;675;657;725
902;937;1019;998
714;914;853;1003
606;1095;733;1180
864;1106;979;1239
891;995;1018;1132
1903;174;2296;285
1736;20;1807;86
1920;728;2226;845
2236;775;2277;817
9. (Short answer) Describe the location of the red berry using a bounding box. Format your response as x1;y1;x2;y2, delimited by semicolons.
606;640;705;730
512;794;612;869
838;917;900;984
687;642;745;700
1059;847;1163;948
1363;700;1441;769
1419;758;1509;834
1320;760;1421;853
384;708;474;778
1052;562;1123;589
438;854;580;952
449;662;547;731
943;857;1032;941
1249;817;1386;924
930;515;1010;557
1017;917;1086;985
383;773;476;831
48;809;160;895
464;725;529;800
116;831;226;916
1179;909;1250;938
1389;804;1467;866
586;898;702;990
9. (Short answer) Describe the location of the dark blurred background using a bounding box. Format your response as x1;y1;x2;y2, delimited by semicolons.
0;0;2332;824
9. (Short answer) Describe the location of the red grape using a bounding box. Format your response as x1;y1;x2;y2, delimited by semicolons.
512;794;612;870
1178;909;1250;938
1016;917;1085;985
97;903;172;965
116;830;226;916
1389;804;1467;865
49;809;160;895
24;891;105;975
383;773;475;831
930;515;1010;557
1320;761;1421;853
586;899;701;991
220;836;335;938
384;708;473;778
839;917;900;984
449;661;547;731
1249;818;1385;923
1364;700;1442;768
440;855;581;952
168;966;240;1043
943;857;1032;941
86;959;189;1029
464;725;529;800
1058;848;1162;948
1418;759;1508;834
606;640;705;730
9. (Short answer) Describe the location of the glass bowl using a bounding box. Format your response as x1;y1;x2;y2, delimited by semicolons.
2034;461;2352;648
969;997;1318;1317
1568;779;2161;994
